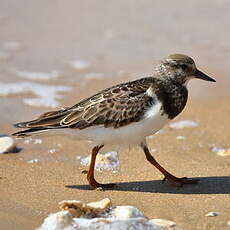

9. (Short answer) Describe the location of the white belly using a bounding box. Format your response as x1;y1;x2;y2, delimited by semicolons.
66;100;170;146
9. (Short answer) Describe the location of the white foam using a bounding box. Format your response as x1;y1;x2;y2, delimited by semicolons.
27;158;40;163
48;148;59;154
169;120;198;129
34;139;42;144
176;135;186;140
79;151;119;171
113;206;144;219
0;82;71;108
69;60;91;71
24;138;42;145
37;207;162;230
16;70;60;81
24;138;32;144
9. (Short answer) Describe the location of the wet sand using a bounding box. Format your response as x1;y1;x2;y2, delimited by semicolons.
0;1;230;229
1;94;230;230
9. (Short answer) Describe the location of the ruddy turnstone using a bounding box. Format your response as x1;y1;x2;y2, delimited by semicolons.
13;54;216;188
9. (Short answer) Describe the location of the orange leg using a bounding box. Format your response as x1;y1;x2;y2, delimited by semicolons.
86;145;116;189
141;143;199;186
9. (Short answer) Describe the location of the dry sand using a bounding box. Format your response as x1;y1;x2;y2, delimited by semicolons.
0;1;230;229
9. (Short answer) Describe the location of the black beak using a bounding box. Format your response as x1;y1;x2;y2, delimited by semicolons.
195;69;216;82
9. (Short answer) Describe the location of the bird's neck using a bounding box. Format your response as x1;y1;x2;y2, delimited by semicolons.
155;64;186;85
155;79;188;119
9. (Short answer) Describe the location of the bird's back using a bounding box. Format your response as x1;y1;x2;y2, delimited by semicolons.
12;75;188;138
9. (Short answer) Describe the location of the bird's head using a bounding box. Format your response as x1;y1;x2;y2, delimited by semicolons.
156;54;216;84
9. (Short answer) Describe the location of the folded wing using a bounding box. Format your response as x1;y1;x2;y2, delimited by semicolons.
13;77;156;136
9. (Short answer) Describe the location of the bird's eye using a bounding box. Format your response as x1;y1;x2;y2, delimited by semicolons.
180;64;188;70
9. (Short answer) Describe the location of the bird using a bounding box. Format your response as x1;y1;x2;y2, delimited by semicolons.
12;54;216;189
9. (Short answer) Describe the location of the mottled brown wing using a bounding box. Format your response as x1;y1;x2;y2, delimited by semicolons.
14;77;156;130
60;77;156;129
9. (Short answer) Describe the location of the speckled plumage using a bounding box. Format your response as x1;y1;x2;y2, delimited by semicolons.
13;74;188;135
12;54;216;188
13;54;215;142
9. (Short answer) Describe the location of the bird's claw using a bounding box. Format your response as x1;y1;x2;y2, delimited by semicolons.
162;175;199;186
90;182;116;190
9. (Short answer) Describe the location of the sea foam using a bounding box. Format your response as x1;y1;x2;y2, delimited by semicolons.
15;70;60;81
0;82;71;108
79;151;119;171
37;198;162;230
169;120;198;129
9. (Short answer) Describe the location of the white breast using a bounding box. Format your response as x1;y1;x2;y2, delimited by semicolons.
66;99;170;146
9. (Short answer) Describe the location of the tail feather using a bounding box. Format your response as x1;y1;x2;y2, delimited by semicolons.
12;128;49;137
13;109;70;129
12;109;70;137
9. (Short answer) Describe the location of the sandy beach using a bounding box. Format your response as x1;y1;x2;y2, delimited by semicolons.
0;1;230;229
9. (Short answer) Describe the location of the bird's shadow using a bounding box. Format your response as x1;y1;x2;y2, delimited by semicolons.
66;176;230;194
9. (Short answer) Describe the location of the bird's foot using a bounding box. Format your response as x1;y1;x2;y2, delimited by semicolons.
94;183;116;191
87;177;116;190
90;181;116;190
162;175;200;186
